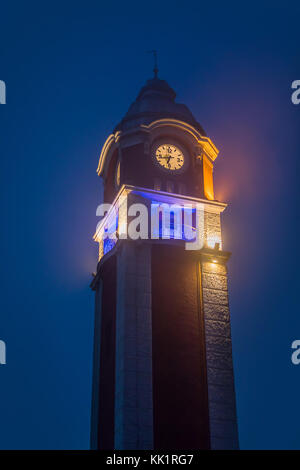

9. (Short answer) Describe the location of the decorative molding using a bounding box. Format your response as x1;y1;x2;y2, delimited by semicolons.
93;183;227;244
96;119;219;178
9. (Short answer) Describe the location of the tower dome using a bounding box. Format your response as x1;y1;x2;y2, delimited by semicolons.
114;77;206;135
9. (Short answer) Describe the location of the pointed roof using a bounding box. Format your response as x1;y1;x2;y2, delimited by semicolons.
114;77;206;136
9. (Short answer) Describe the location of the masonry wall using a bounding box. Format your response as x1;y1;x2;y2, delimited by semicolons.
201;259;239;449
92;205;239;450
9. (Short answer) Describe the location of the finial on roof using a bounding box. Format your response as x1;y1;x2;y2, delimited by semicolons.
147;50;158;78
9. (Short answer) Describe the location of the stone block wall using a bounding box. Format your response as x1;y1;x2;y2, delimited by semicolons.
204;210;222;249
201;260;239;449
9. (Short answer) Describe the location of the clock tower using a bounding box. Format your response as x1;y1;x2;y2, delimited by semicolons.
90;74;239;450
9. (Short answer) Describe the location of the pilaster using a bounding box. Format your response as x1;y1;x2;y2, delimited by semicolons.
114;242;153;450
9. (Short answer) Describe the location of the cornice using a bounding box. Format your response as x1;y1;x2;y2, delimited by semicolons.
96;119;219;177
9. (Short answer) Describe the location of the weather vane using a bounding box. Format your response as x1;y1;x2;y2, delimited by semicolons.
147;50;158;78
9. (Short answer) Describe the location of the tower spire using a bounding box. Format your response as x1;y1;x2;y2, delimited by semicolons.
147;50;158;78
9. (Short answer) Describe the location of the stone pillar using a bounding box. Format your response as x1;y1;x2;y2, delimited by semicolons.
114;242;153;450
200;257;239;449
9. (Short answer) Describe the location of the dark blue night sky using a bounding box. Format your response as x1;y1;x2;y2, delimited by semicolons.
0;1;299;449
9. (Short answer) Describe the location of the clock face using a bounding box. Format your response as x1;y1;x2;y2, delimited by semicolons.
155;144;185;171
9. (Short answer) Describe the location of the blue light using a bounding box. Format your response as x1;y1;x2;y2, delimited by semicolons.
103;237;117;255
151;201;196;241
103;213;119;255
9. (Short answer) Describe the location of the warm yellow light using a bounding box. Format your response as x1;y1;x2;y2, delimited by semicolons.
206;235;222;250
212;259;217;263
203;155;214;201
